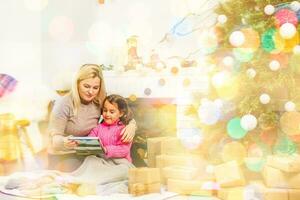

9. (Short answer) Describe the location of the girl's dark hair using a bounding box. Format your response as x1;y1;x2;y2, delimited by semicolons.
102;94;133;125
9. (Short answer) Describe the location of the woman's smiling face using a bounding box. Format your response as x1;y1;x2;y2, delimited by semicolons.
78;77;100;103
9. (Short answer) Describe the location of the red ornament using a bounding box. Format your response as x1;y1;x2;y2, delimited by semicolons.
289;134;300;143
260;128;277;146
275;9;298;27
270;53;289;68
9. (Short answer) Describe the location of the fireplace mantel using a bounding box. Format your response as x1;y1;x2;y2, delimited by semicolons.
103;68;209;98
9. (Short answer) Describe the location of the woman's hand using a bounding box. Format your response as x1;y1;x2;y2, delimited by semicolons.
63;136;78;149
120;123;136;143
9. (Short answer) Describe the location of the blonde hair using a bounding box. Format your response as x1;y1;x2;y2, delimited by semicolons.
70;64;106;115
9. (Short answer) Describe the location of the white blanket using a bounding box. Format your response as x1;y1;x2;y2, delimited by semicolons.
0;155;135;199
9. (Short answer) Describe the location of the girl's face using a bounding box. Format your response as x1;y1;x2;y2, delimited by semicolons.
78;77;100;103
102;100;123;124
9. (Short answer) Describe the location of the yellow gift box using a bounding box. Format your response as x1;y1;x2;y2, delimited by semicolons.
129;182;161;196
266;154;300;173
167;179;214;196
214;161;245;188
160;137;187;155
128;168;160;184
147;137;170;167
262;165;300;189
162;166;200;181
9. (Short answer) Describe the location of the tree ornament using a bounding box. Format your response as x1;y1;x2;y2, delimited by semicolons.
290;1;300;12
227;117;247;139
260;128;277;146
264;4;275;15
241;114;257;131
279;23;297;39
217;14;227;24
285;101;296;111
270;53;289;68
261;28;276;52
269;60;280;71
275;9;298;27
273;31;286;53
260;94;270;104
229;31;245;47
246;68;256;78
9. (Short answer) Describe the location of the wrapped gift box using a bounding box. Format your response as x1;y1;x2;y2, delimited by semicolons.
156;154;206;169
167;179;214;196
160;137;187;155
147;137;170;167
128;168;160;184
264;188;288;200
162;166;200;181
128;182;161;196
262;165;300;189
266;155;300;173
288;189;300;200
217;183;288;200
156;154;206;183
217;187;244;200
214;161;245;188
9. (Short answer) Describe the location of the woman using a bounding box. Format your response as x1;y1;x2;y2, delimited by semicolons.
48;64;137;172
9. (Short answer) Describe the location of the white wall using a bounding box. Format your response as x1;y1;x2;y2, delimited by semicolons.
0;0;42;84
0;0;217;120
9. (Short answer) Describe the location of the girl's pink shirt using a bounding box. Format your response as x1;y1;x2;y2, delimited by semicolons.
88;120;132;162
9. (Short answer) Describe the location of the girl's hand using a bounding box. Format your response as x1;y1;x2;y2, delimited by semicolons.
63;136;78;149
98;139;106;153
120;124;136;143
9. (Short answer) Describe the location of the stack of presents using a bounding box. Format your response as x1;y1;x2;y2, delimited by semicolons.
128;136;300;199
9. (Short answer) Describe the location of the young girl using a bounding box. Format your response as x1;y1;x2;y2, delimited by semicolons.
88;94;134;162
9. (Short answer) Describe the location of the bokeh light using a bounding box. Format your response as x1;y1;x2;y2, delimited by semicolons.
144;88;152;96
183;78;191;87
273;135;297;155
128;94;137;102
158;78;166;86
171;66;179;75
198;100;222;125
227;117;247;139
178;128;203;150
245;157;266;172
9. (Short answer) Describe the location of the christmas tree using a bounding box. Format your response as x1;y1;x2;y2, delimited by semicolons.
195;0;300;171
